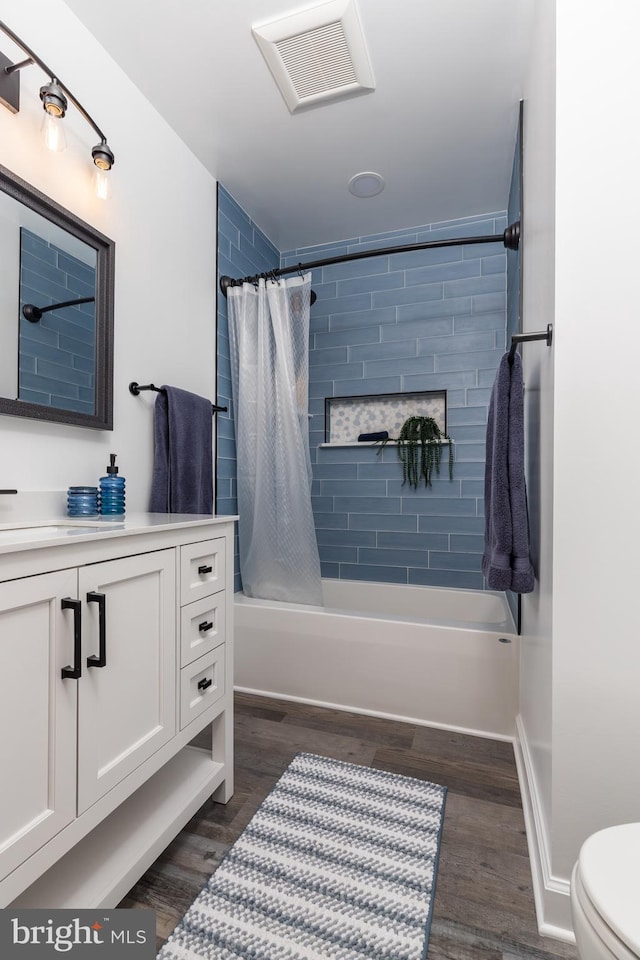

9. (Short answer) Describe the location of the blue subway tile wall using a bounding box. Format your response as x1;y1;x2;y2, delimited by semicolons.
19;229;96;413
216;192;509;593
283;211;507;590
216;186;279;592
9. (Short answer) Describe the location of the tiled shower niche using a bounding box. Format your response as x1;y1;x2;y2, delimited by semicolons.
324;390;446;444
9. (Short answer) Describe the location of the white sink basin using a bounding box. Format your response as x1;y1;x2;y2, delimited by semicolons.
0;520;91;531
0;520;123;534
0;525;100;539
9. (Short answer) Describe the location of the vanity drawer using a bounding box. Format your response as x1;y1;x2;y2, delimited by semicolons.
180;645;225;730
180;593;225;667
180;538;225;605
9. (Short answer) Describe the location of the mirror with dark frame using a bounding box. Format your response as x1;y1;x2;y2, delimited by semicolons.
0;164;114;429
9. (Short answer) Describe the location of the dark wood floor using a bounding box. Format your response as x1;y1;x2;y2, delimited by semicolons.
120;693;577;960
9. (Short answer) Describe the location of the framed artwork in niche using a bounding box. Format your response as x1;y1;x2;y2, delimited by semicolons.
324;390;447;444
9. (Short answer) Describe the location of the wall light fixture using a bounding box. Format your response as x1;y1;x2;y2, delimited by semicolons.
0;20;115;198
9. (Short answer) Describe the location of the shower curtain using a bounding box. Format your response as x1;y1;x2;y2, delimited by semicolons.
227;273;323;605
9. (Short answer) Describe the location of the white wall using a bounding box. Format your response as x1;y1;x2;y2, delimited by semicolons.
0;0;217;511
518;0;640;940
552;0;640;874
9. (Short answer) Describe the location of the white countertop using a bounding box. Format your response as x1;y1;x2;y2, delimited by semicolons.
0;512;238;554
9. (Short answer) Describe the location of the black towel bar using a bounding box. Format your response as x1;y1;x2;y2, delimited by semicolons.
129;381;227;413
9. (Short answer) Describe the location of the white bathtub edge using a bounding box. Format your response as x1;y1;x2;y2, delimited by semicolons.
234;684;516;744
235;584;517;636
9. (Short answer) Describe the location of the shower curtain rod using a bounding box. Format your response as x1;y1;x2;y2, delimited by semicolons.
219;220;520;298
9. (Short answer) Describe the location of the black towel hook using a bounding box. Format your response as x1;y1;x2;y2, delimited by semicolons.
508;324;553;365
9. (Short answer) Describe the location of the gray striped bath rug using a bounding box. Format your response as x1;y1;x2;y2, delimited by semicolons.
158;752;446;960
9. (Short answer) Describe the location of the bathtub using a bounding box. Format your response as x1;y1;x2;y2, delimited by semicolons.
234;579;518;740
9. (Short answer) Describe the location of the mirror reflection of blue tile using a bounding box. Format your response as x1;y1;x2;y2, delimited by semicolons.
19;227;97;415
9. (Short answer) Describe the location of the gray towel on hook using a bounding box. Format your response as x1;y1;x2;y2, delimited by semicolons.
149;385;213;514
482;352;535;593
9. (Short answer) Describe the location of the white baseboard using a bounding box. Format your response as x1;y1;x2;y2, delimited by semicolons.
514;714;576;942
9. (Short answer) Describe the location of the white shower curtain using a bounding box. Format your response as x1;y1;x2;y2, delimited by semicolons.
227;273;323;605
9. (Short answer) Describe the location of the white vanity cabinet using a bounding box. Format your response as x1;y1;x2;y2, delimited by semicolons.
0;570;78;880
77;550;177;814
0;515;235;909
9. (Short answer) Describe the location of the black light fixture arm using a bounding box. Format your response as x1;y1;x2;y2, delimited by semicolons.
4;56;35;75
0;19;111;151
22;296;95;323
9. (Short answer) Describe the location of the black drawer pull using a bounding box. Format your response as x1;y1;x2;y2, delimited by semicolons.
197;677;213;691
198;620;213;633
61;598;82;680
198;564;212;575
86;592;107;668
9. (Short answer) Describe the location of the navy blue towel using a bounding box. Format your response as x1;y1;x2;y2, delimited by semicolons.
149;385;213;515
482;352;535;593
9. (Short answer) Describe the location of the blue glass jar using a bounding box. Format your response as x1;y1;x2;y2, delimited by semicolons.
67;486;100;518
99;454;125;516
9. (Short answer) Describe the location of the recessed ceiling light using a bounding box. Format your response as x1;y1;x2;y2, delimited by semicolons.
348;171;385;198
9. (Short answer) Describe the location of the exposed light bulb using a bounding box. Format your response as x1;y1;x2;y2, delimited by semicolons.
41;112;67;153
93;166;112;201
44;100;64;118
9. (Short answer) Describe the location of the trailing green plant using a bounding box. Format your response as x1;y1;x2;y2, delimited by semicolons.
378;415;453;489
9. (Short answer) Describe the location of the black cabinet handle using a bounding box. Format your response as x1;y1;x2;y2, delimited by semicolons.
198;620;213;633
198;564;213;575
61;598;82;679
197;677;213;691
86;592;107;668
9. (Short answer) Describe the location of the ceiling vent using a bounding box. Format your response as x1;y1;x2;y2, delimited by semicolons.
252;0;375;113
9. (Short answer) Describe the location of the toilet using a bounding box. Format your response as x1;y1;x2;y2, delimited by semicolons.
571;823;640;960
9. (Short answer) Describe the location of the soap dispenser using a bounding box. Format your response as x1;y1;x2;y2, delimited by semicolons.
99;454;125;516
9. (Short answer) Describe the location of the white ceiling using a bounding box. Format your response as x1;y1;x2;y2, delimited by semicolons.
64;0;535;251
